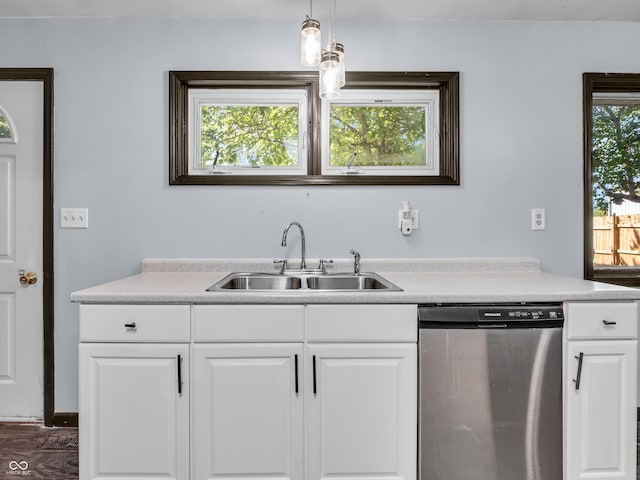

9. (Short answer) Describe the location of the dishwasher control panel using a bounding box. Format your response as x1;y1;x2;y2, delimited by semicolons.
479;306;564;321
418;303;564;327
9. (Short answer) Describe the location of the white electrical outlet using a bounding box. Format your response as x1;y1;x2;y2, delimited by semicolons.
61;208;89;228
531;208;546;231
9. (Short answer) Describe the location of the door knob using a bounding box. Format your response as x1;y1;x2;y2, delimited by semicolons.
18;270;37;285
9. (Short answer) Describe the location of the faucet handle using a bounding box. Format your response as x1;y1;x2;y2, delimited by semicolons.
349;249;361;275
273;259;288;274
319;259;334;273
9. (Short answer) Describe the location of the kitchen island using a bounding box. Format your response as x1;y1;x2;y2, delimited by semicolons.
72;257;640;480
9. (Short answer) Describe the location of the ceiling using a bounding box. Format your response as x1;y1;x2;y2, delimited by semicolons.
1;0;639;21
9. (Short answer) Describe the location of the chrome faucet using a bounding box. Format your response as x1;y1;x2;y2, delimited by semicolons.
281;221;306;270
350;249;361;275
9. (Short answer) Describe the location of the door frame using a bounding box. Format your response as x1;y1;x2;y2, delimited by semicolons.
0;69;67;426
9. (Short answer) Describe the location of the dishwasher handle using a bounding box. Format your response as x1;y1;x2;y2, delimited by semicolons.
419;320;564;329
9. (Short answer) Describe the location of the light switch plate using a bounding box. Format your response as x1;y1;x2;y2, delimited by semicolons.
60;208;89;228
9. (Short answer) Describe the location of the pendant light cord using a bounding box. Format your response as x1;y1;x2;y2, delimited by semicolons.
328;0;335;45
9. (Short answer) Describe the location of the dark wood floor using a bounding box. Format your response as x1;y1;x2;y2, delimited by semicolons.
0;421;639;479
0;423;78;480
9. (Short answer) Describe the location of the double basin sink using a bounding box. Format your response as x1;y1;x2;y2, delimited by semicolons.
207;272;402;292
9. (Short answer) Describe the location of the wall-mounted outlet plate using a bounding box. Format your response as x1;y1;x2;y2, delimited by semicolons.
61;208;89;228
531;208;546;231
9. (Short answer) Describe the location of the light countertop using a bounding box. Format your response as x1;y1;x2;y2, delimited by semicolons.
69;257;640;304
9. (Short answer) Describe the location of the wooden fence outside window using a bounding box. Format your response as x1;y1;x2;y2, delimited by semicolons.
593;214;640;266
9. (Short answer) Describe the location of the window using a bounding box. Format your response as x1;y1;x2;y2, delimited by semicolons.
0;108;14;141
169;71;459;185
321;90;439;176
188;89;308;176
584;73;640;286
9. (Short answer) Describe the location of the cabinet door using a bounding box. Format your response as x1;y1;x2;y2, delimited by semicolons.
566;340;637;480
306;344;417;480
79;343;189;480
192;343;304;480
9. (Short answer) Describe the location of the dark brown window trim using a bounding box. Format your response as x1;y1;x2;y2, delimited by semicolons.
169;70;459;186
583;72;640;287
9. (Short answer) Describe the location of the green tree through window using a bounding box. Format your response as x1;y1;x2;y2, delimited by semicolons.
329;106;426;167
592;104;640;213
200;105;299;167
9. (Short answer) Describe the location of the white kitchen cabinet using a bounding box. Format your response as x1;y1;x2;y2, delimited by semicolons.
305;343;417;480
565;302;638;480
191;343;304;480
191;305;305;480
79;343;189;480
190;304;416;480
79;303;417;480
79;305;191;480
304;304;417;480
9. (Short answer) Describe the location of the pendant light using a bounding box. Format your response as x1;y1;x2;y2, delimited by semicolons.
300;0;346;99
319;0;345;99
319;50;341;99
300;0;321;67
331;42;345;87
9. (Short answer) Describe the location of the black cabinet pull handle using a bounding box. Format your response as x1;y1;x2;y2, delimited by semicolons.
602;320;617;326
312;355;317;395
573;352;584;390
294;354;299;395
177;354;183;395
124;322;136;329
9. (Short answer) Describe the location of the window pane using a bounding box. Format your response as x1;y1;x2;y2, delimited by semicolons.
592;103;640;267
200;105;299;168
0;113;11;139
329;105;426;167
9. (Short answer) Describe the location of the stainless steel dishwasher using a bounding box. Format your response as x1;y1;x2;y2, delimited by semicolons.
418;304;564;480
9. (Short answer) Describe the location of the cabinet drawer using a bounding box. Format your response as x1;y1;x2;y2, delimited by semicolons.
80;304;190;342
193;305;304;342
566;302;638;340
306;304;417;342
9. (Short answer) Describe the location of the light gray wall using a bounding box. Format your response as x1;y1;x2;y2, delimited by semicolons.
0;17;639;412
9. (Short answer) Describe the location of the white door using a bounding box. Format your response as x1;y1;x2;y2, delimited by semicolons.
306;344;417;480
192;343;304;480
79;344;190;480
0;81;43;420
565;340;637;480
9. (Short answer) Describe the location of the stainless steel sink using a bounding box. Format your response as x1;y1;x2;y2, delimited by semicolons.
207;272;401;292
306;273;402;291
208;273;302;291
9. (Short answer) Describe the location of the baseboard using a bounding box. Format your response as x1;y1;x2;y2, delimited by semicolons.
0;416;41;422
637;407;639;422
49;412;78;428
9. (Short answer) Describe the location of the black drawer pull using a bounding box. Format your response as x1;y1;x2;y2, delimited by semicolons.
602;320;617;326
124;322;136;329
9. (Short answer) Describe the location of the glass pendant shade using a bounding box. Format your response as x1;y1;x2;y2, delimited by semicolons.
320;49;340;71
320;63;341;99
300;17;321;67
330;42;345;87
